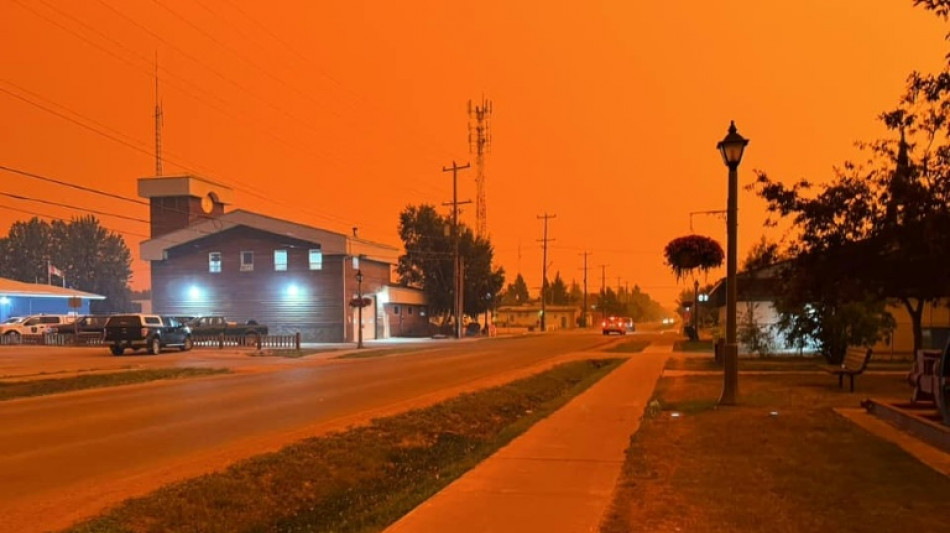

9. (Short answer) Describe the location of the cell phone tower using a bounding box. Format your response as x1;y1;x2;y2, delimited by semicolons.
154;52;164;176
468;97;492;237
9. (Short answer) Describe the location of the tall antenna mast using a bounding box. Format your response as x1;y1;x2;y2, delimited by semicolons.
154;51;164;176
468;96;492;237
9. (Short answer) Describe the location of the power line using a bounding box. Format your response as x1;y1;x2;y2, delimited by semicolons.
6;2;449;236
0;203;150;240
0;192;149;224
0;165;146;206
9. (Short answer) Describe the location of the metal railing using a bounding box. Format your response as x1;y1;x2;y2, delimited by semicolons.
0;332;301;350
191;333;302;350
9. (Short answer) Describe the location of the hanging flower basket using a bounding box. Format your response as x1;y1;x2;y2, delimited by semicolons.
664;235;724;280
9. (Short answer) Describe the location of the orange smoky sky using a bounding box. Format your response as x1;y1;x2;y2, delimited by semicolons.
0;1;947;308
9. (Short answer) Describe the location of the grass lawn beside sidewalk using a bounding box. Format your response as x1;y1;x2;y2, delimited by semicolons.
0;368;229;402
604;340;651;353
66;358;623;533
601;371;950;533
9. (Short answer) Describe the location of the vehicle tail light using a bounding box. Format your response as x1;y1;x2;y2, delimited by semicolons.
141;327;149;337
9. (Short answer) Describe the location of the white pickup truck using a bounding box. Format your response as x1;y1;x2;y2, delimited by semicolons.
0;315;76;342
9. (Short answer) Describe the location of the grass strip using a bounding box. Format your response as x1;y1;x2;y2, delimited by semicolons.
66;358;623;533
604;340;650;353
335;347;427;359
602;372;950;533
673;340;713;352
0;368;229;402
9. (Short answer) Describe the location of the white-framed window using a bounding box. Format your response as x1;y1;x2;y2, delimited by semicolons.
274;249;288;271
240;251;254;272
309;248;323;270
209;252;222;273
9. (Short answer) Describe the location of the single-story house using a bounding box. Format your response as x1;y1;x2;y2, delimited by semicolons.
496;304;580;331
707;265;950;357
0;277;104;322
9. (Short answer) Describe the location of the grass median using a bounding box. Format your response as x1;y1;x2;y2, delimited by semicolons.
602;369;950;532
66;358;623;533
0;368;229;402
604;340;651;353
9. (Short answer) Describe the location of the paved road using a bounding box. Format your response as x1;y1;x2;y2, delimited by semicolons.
0;330;625;532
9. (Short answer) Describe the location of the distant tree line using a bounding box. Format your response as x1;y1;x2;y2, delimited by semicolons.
499;271;668;324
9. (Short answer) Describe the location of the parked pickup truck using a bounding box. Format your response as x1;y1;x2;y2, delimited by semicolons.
103;314;193;355
187;316;268;341
50;315;109;335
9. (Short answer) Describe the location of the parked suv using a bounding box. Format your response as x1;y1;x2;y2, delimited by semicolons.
0;314;75;341
103;314;193;355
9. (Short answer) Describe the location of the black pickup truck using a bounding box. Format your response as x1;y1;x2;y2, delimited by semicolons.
103;314;193;355
187;316;268;342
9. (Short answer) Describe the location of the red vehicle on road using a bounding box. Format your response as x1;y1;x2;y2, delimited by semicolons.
601;316;626;335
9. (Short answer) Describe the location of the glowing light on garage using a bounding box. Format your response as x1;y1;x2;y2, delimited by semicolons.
286;284;301;298
187;285;202;300
0;296;9;305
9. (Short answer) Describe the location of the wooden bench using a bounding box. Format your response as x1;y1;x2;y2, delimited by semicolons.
822;347;873;392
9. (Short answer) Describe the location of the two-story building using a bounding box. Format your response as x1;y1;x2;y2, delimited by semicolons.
138;175;418;342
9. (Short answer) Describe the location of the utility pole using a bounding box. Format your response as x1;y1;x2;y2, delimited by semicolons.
468;97;492;237
537;213;556;332
579;251;591;327
599;264;607;322
442;161;471;339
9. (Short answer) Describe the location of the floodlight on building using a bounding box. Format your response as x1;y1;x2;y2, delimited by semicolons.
187;285;202;300
286;284;301;298
0;296;9;305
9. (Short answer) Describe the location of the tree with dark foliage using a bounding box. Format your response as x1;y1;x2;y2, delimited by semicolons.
397;204;504;326
0;216;133;313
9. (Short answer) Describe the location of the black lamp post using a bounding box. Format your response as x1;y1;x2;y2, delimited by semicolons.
355;269;364;349
717;120;749;405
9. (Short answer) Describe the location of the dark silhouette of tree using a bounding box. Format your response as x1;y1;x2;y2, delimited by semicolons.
751;71;950;359
549;272;569;305
0;216;132;312
742;236;783;272
397;204;504;325
501;273;530;306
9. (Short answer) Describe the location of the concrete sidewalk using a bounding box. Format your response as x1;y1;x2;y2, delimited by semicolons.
384;344;672;533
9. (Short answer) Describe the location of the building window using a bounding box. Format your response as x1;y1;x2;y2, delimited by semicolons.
274;249;287;271
309;248;322;270
408;307;413;315
241;251;254;272
209;252;222;273
393;306;400;315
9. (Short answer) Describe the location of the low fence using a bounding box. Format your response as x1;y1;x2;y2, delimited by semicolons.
0;332;301;350
0;333;105;346
191;333;302;350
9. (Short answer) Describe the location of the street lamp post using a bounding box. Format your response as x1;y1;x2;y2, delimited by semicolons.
693;279;700;337
717;120;749;406
356;269;364;349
